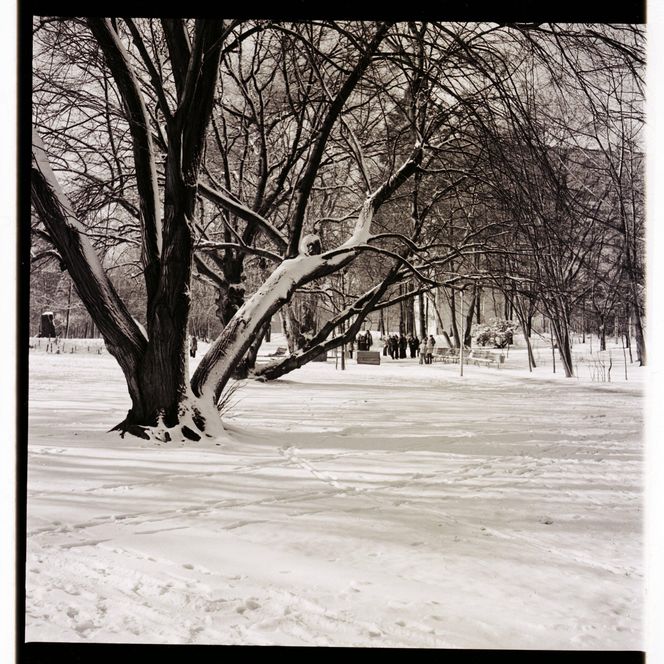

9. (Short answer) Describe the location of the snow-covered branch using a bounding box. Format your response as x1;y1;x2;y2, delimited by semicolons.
198;182;288;252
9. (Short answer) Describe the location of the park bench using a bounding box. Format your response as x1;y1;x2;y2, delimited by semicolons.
469;349;504;368
433;347;459;363
356;350;381;365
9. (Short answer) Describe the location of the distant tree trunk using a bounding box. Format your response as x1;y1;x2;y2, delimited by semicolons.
631;300;645;366
448;290;460;348
516;312;536;370
280;305;301;354
463;288;477;347
550;311;574;378
417;292;426;338
406;284;415;335
625;308;633;363
64;280;72;339
599;316;607;351
581;299;586;343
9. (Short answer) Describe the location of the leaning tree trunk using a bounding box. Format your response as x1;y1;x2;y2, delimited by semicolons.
254;269;394;382
192;140;423;406
233;320;270;379
192;195;399;401
192;255;330;403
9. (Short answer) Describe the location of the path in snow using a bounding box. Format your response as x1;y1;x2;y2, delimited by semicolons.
25;339;644;648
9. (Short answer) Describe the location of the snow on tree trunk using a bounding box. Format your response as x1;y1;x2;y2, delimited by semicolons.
191;254;334;403
191;198;382;402
254;271;394;381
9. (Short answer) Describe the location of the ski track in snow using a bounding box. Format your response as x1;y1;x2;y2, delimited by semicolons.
25;338;644;648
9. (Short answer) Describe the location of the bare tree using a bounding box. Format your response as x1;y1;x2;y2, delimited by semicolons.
31;18;645;437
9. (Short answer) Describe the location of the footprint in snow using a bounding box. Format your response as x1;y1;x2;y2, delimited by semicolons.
236;598;261;614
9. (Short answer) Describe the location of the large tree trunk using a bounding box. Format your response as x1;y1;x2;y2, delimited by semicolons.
32;20;226;440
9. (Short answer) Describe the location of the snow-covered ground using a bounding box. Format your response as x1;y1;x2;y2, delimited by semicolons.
25;334;644;648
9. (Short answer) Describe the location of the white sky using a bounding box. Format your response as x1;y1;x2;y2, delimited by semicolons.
2;6;663;660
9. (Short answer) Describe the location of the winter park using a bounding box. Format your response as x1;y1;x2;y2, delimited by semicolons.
27;19;645;649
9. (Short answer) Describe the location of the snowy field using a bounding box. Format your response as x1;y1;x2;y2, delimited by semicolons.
25;334;644;649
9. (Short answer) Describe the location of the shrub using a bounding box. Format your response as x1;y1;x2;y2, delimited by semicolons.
472;318;518;348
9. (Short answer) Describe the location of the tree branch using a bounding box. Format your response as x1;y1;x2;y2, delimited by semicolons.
87;18;162;302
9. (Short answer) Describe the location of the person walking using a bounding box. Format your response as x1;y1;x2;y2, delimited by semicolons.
389;335;398;359
190;335;198;358
425;334;436;364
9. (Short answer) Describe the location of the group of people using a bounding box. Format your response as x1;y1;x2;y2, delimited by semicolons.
355;330;374;351
382;334;437;364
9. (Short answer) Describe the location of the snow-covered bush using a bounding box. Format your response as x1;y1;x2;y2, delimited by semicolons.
472;318;518;348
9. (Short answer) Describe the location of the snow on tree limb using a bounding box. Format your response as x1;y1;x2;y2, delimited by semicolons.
31;127;148;355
